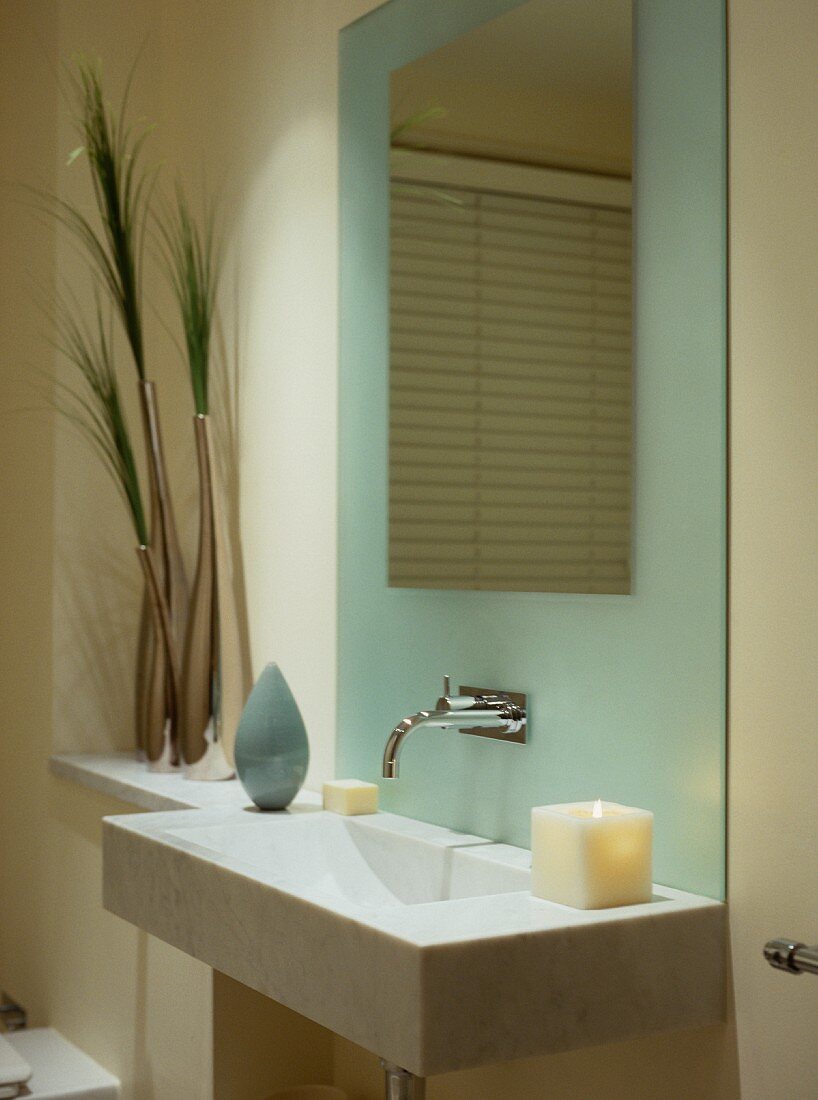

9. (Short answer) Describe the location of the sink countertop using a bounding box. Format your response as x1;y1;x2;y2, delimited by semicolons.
103;800;726;1076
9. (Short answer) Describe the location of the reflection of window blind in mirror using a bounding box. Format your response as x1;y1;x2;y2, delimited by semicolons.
389;164;632;594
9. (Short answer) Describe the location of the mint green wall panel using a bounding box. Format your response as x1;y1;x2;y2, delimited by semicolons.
338;0;726;898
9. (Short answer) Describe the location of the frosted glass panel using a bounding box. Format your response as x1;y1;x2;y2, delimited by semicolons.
339;0;726;899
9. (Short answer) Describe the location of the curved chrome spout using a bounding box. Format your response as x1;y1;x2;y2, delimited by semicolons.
382;694;526;778
383;710;453;779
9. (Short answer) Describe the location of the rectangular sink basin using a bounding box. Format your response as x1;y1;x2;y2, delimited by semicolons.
163;809;529;908
103;798;725;1076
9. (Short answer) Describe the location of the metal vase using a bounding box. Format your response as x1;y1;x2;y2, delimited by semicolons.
134;591;166;764
134;379;189;764
179;414;241;780
136;545;182;769
134;458;163;760
134;601;149;759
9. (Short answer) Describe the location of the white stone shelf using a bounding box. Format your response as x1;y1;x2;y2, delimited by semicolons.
49;752;253;812
103;803;727;1077
57;751;727;1075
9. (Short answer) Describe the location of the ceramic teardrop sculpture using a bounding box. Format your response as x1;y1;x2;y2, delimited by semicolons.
235;664;309;810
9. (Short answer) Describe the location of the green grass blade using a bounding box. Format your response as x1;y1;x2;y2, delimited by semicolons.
155;185;221;415
65;58;154;380
50;287;148;545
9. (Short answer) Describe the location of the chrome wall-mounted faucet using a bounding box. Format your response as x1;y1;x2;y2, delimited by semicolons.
382;675;527;779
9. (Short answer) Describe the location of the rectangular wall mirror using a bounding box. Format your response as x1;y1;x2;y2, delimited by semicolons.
388;0;633;594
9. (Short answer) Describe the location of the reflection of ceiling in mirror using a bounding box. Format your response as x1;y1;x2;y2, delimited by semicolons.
391;0;631;177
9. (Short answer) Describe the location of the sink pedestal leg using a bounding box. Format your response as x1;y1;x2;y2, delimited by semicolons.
381;1060;426;1099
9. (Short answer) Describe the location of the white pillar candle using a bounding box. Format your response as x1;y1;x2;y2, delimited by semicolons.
531;800;653;909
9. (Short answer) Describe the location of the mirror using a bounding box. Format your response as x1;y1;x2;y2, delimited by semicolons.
388;0;632;593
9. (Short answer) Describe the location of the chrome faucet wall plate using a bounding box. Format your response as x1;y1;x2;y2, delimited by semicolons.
382;679;528;778
459;686;527;744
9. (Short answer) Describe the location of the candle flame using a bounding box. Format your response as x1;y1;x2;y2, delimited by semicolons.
593;798;603;818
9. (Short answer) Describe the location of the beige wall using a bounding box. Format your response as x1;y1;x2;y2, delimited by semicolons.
0;0;59;1036
49;0;380;791
50;0;187;759
3;0;818;1097
38;785;214;1099
728;1;818;1097
1;1;374;1097
0;5;213;1097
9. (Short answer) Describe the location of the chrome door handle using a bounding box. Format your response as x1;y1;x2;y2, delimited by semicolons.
764;939;818;975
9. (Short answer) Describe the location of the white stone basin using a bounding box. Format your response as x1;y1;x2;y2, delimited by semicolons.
103;797;725;1077
163;809;529;908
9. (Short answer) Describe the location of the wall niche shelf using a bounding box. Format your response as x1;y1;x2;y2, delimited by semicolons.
49;752;254;812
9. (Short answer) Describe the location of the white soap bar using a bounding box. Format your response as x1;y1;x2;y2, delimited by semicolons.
323;779;379;815
531;800;653;909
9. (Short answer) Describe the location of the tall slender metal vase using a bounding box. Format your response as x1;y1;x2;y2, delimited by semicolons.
134;380;189;770
134;459;162;761
179;414;244;780
136;545;182;768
